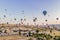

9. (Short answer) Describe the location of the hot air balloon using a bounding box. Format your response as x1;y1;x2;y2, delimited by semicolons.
56;18;59;24
24;18;26;21
45;19;47;22
7;22;9;24
14;18;16;21
33;17;37;26
43;10;47;16
20;18;23;24
35;17;37;20
56;18;59;20
5;9;7;11
33;19;35;22
21;18;23;21
4;15;6;18
33;17;37;22
22;10;24;14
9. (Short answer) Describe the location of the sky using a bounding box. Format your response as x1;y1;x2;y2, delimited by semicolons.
0;0;60;25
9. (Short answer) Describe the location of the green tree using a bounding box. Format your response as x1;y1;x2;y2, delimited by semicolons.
54;36;60;40
19;29;21;35
28;31;31;36
50;28;52;33
4;30;7;33
36;29;39;33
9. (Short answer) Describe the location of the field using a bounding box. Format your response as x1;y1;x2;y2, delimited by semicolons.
0;26;60;40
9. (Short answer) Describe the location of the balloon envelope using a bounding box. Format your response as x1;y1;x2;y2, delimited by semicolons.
5;9;7;11
45;19;47;22
21;18;23;21
22;10;24;14
4;15;6;17
43;10;47;16
56;18;59;20
7;22;9;24
14;18;16;20
33;17;37;22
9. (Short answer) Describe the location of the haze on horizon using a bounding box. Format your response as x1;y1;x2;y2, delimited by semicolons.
0;0;60;25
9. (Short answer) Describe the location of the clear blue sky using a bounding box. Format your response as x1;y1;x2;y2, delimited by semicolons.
0;0;60;24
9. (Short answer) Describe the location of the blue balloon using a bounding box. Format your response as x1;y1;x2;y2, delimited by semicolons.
43;10;47;16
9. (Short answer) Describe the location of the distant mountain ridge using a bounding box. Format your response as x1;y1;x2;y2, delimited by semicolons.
48;24;60;29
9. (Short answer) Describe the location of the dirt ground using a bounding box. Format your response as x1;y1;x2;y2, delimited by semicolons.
0;35;30;40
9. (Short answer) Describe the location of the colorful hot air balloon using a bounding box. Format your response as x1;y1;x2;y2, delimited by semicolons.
43;10;47;16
